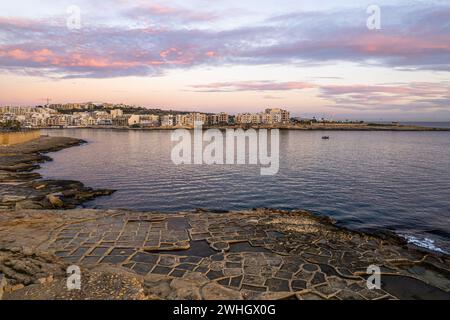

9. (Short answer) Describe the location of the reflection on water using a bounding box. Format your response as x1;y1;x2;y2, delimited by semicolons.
39;129;450;253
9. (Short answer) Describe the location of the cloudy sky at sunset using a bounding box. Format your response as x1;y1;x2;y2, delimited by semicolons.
0;0;449;120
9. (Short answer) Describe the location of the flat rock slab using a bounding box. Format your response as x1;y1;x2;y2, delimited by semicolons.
0;208;449;300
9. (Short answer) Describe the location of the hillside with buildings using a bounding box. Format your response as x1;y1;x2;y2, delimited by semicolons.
0;103;291;128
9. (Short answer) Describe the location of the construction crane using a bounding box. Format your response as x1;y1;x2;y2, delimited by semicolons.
40;98;52;107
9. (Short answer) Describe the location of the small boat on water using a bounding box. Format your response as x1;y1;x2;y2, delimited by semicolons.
322;136;330;140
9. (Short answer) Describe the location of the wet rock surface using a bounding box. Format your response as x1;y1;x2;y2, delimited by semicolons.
0;208;449;300
0;136;115;209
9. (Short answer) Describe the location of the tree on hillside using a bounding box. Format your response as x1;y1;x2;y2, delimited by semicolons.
0;120;21;131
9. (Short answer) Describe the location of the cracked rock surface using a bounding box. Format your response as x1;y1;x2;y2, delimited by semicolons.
0;208;449;300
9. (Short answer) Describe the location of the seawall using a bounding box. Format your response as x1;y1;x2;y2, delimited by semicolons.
0;130;41;146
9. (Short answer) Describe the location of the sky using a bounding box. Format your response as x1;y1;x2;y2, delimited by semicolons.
0;0;449;120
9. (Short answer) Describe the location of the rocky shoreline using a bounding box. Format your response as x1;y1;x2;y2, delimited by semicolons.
0;137;449;300
0;136;115;210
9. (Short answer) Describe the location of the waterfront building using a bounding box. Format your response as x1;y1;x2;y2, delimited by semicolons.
218;112;229;124
128;114;140;126
161;115;175;127
181;114;192;126
260;112;273;124
93;111;110;119
29;113;47;127
175;113;207;126
128;114;160;127
265;108;290;124
208;112;229;125
45;115;68;127
112;116;130;127
208;114;219;125
236;113;252;124
87;117;96;126
141;115;160;127
111;109;124;118
175;114;185;126
191;113;207;125
251;113;262;124
96;118;113;126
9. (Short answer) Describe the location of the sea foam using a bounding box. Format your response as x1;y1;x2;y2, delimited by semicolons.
403;235;448;254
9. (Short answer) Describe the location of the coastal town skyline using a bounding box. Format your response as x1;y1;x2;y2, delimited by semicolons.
1;98;449;122
2;100;449;123
0;103;293;128
0;0;449;121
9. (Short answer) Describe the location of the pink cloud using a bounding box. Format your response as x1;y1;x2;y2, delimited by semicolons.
353;34;450;56
160;47;179;58
189;80;450;112
191;81;316;92
124;3;218;24
319;83;450;112
0;48;56;63
0;3;449;79
206;51;218;58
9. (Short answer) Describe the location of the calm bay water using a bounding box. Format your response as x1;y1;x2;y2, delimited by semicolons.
39;129;450;254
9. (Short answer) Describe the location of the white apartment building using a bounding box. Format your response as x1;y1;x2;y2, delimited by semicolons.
0;106;36;115
265;108;290;123
235;108;290;125
175;114;185;126
208;114;219;125
128;114;141;126
161;115;175;126
128;114;160;127
191;113;207;125
260;113;273;124
111;109;124;118
174;113;208;126
208;112;229;125
93;111;111;119
251;113;262;124
218;112;229;124
236;113;252;124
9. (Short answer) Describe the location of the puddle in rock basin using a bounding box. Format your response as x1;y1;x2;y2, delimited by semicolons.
147;240;216;257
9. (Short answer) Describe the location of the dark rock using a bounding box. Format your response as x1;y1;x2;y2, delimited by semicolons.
14;200;43;210
291;279;307;291
0;273;6;300
0;137;114;210
264;278;290;292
